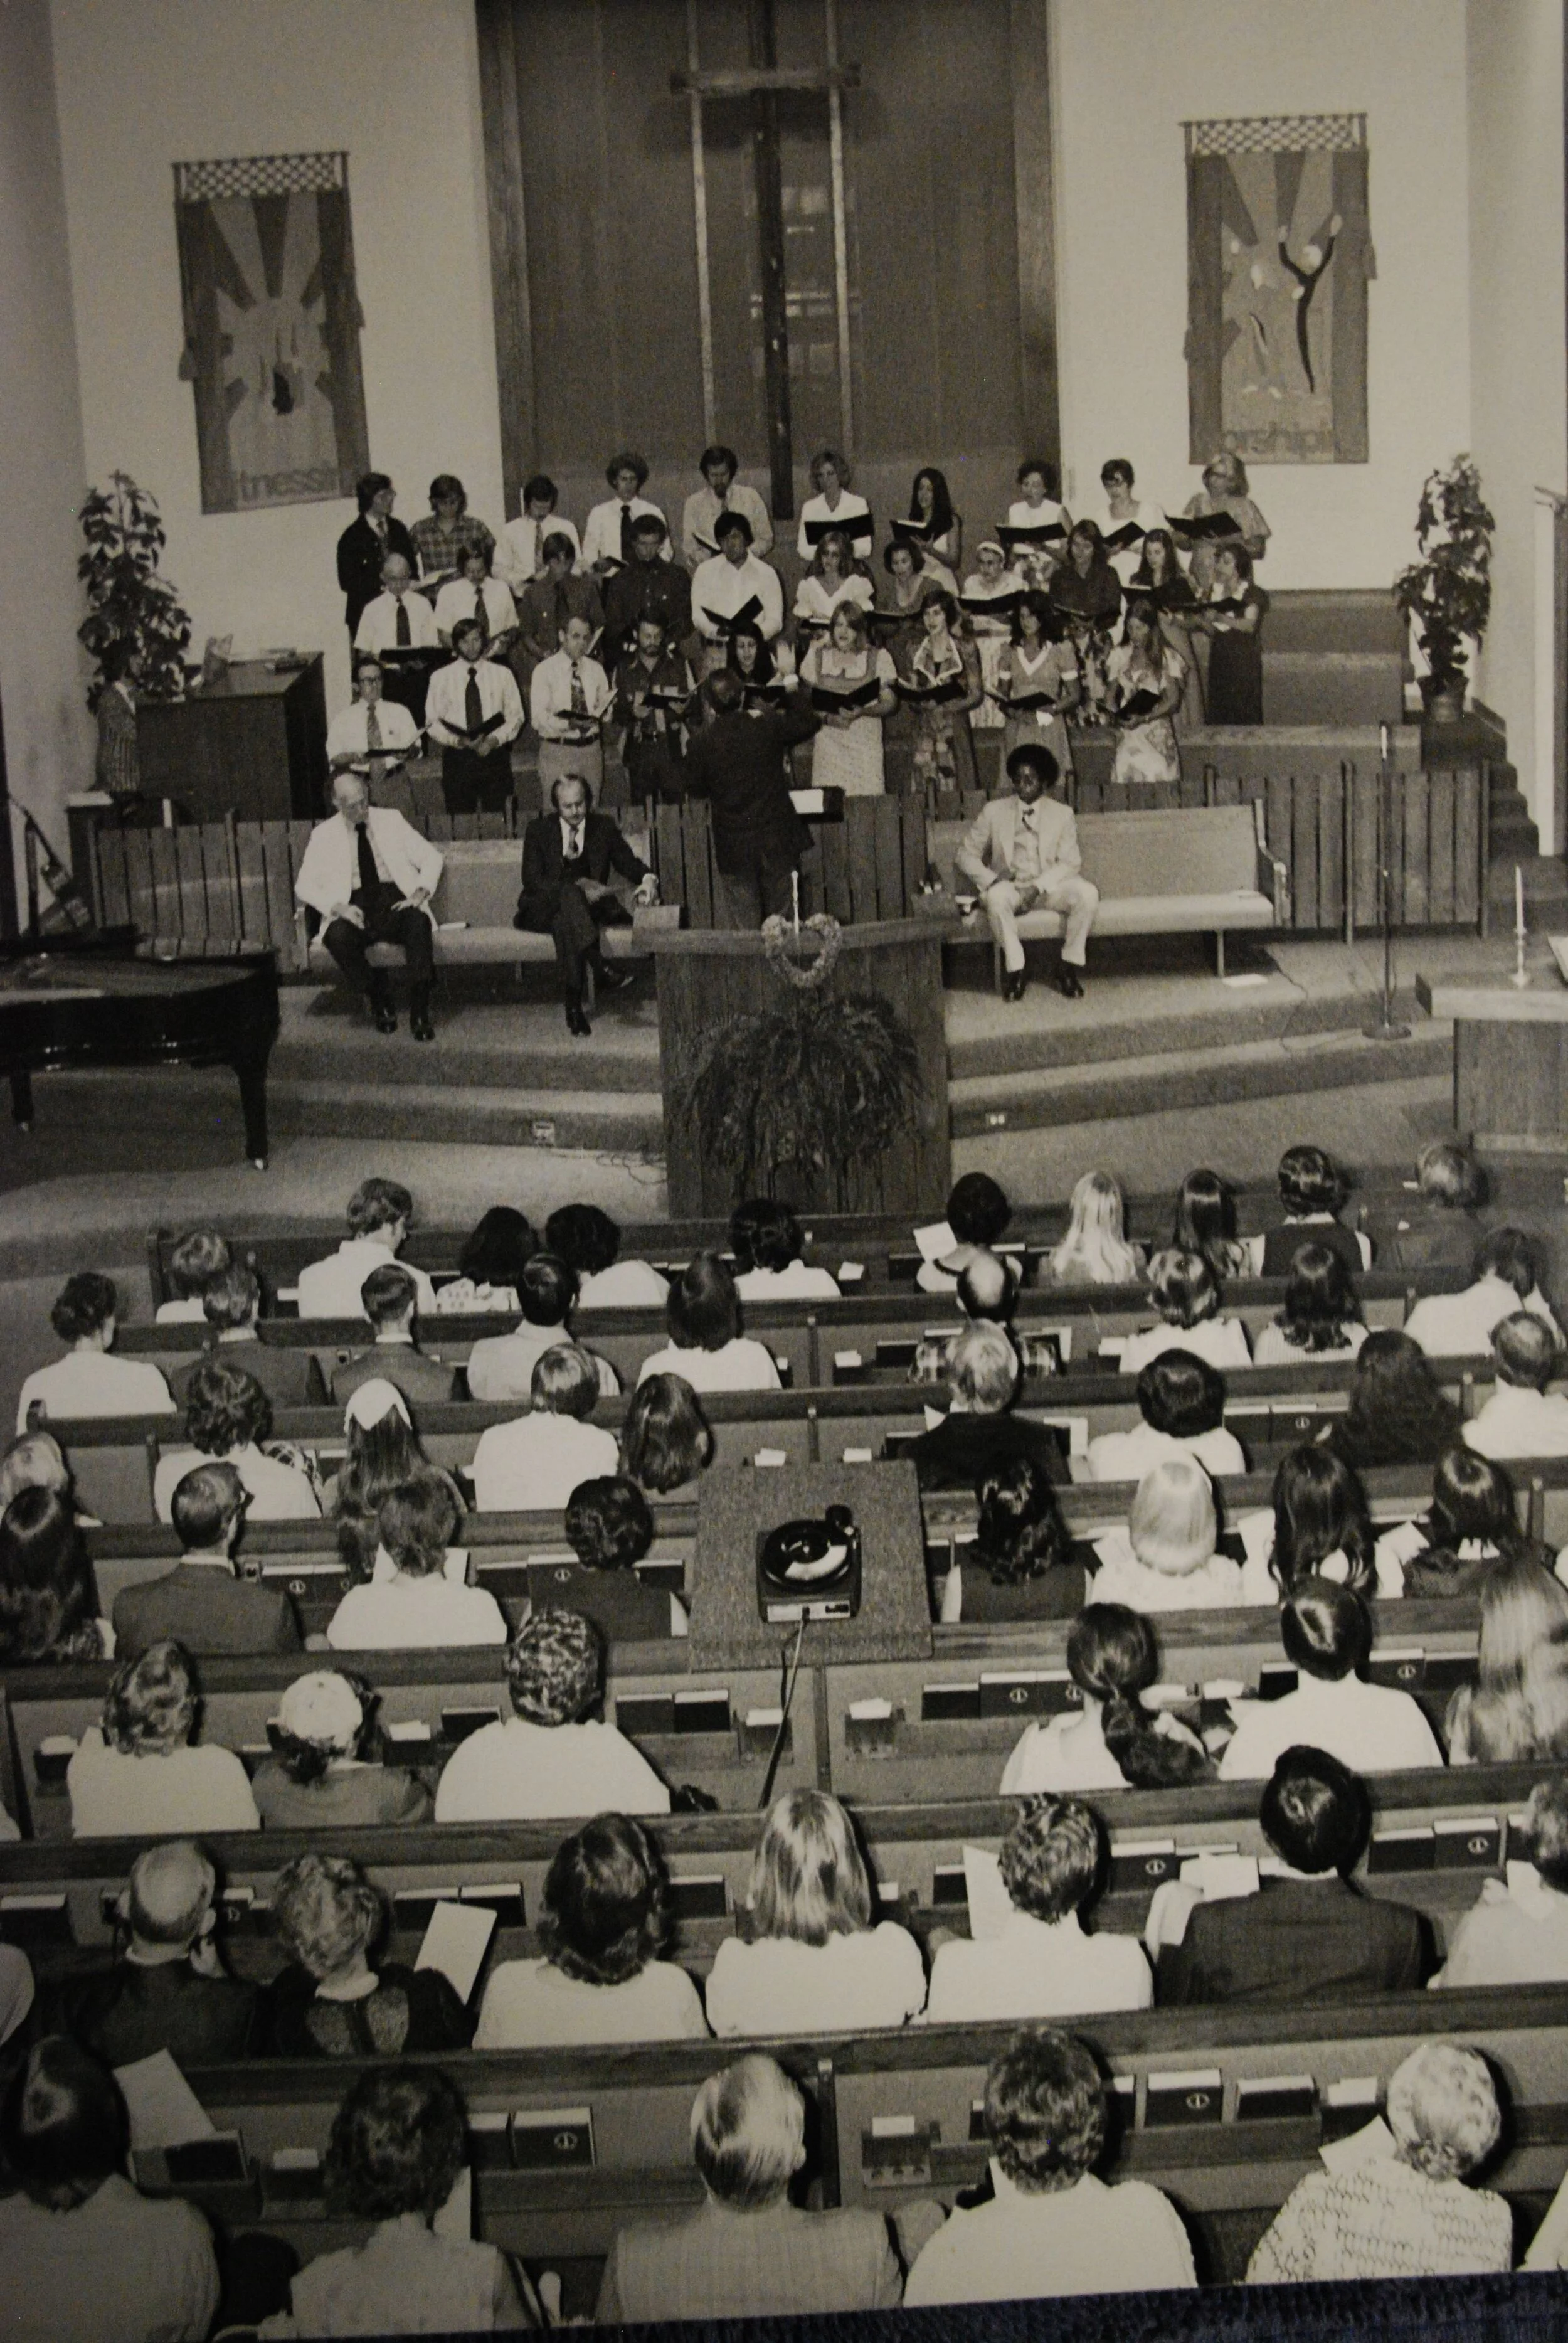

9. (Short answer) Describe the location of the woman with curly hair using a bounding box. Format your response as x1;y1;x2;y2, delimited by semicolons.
0;1487;107;1662
152;1356;319;1523
940;1456;1085;1623
263;1852;472;2059
66;1639;260;1837
1323;1330;1464;1471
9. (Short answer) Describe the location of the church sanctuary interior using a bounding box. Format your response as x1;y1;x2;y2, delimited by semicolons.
7;2;1568;2337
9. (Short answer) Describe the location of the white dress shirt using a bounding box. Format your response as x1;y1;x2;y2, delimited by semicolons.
295;1236;438;1320
433;1713;670;1821
682;481;774;567
692;552;785;641
425;657;524;751
293;809;445;925
578;1260;670;1309
325;698;421;767
1465;1383;1568;1459
530;650;613;738
1404;1275;1560;1359
904;2167;1196;2306
1219;1672;1444;1779
796;491;872;561
469;1413;621;1511
154;1443;319;1524
354;590;440;654
326;1570;507;1650
733;1261;841;1301
582;496;671;569
706;1923;926;2037
1118;1317;1252;1374
432;575;518;643
924;1909;1152;2024
475;1957;708;2047
495;512;581;587
466;1323;618;1403
1086;1421;1247;1482
16;1351;175;1435
637;1338;781;1393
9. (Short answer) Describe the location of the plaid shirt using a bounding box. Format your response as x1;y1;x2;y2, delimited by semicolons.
410;511;495;580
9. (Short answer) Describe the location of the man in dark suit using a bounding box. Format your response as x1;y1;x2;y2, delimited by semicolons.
174;1265;322;1409
911;1321;1067;1489
113;1460;300;1660
679;669;818;927
55;1840;259;2066
601;514;693;664
517;773;659;1034
1155;1745;1428;2005
329;1263;455;1409
336;471;418;640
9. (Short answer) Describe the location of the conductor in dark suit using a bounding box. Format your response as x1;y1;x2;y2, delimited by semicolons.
517;772;659;1035
1155;1745;1428;2006
679;669;818;927
336;472;418;639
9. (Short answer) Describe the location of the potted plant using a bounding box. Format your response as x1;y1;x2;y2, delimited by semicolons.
77;470;192;708
1393;455;1493;725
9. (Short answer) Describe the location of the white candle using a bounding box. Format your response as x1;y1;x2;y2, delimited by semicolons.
1517;864;1526;936
1379;723;1389;765
792;870;800;936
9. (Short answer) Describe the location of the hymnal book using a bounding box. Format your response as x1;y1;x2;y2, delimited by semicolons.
1236;2076;1317;2125
978;1668;1076;1719
744;682;793;708
1366;1825;1436;1874
1205;595;1250;619
673;1688;731;1734
804;513;874;548
266;2147;324;2203
1367;1646;1426;1690
512;2107;595;2170
446;709;505;745
810;675;882;713
0;1892;70;1944
1113;688;1161;721
699;595;763;635
645;686;694;715
440;1704;501;1743
1145;2069;1223;2127
466;2113;512;2172
1321;2076;1382;2148
667;1874;728;1921
415;1899;496;2003
960;589;1024;619
459;1880;526;1926
1102;521;1147;552
615;1692;676;1737
1177;509;1244;541
1258;1661;1300;1700
867;605;917;632
393;1885;458;1934
998;521;1067;548
993;688;1057;712
890;517;934;543
921;1681;983;1721
931;1864;970;1905
1108;1838;1177;1894
1432;1815;1502;1871
896;674;967;705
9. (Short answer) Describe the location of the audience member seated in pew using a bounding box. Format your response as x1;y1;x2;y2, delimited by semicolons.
154;1227;232;1323
620;1371;714;1497
328;1263;456;1411
327;1472;506;1650
296;1177;437;1321
1379;1447;1558;1600
596;2053;903;2326
638;1254;783;1395
153;1359;320;1526
914;1249;1061;1385
940;1456;1085;1625
1085;1351;1246;1484
1252;1242;1368;1366
1404;1226;1562;1359
706;1790;926;2036
903;2028;1197;2305
1172;1166;1255;1283
0;1485;112;1663
1002;1604;1215;1795
1118;1249;1251;1376
475;1811;709;2047
15;1272;176;1436
326;1379;450;1573
252;1669;433;1829
1436;1775;1568;1988
1445;1556;1568;1765
1322;1330;1465;1472
264;1852;474;2059
913;1324;1067;1492
1245;2042;1510;2285
0;1428;77;1517
1219;1583;1443;1780
1040;1170;1143;1288
178;1263;319;1409
1236;1445;1401;1605
435;1609;671;1821
729;1197;840;1302
1090;1455;1245;1612
546;1203;669;1310
918;1172;1012;1295
564;1476;689;1639
428;1204;538;1317
0;2036;221;2343
258;2066;534;2336
67;1640;262;1837
924;1795;1152;2022
470;1345;621;1513
1466;1312;1568;1460
1150;1746;1428;2005
56;1839;260;2066
1396;1140;1490;1272
1258;1144;1372;1277
115;1460;302;1659
467;1253;620;1405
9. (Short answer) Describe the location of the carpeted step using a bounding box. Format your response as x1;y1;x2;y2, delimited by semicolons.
268;1078;664;1152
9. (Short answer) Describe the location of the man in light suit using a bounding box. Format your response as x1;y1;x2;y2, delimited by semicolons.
955;743;1098;1001
294;770;444;1039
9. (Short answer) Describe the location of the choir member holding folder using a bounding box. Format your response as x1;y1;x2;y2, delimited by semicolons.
800;603;898;795
1005;455;1072;590
904;589;983;790
1196;543;1268;725
425;615;524;814
1099;458;1168;588
692;511;785;656
682;443;773;570
793;526;874;639
1104;597;1187;784
1176;450;1270;592
994;591;1080;778
1128;529;1205;729
1049;521;1123;719
495;472;581;588
727;618;797;712
899;465;964;576
796;447;873;561
583;451;670;576
961;541;1029;733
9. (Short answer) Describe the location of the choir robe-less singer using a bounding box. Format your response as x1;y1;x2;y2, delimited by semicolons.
295;776;444;1040
425;621;525;814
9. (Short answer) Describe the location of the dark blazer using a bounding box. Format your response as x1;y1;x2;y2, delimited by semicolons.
1155;1874;1428;2006
679;706;818;873
1260;1216;1365;1278
329;1343;457;1410
57;1957;260;2068
263;1961;474;2058
520;809;650;899
336;514;417;632
112;1562;301;1660
516;572;607;672
603;559;693;654
911;1410;1067;1490
173;1336;320;1411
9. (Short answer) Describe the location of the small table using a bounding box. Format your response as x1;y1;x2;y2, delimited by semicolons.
1417;969;1568;1151
138;656;328;821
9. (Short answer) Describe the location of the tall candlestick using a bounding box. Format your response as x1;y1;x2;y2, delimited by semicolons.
1516;864;1526;937
1379;722;1389;765
792;869;800;937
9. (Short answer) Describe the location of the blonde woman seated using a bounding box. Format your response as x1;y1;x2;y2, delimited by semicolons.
1042;1172;1143;1287
1089;1456;1244;1613
1118;1248;1251;1375
1085;1351;1246;1484
705;1790;926;2036
1434;1777;1568;1988
325;1471;507;1650
1001;1604;1214;1797
1444;1554;1568;1765
1251;1242;1367;1366
66;1639;260;1837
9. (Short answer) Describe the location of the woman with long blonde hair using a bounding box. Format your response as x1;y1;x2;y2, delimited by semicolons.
1446;1554;1568;1763
1047;1172;1143;1286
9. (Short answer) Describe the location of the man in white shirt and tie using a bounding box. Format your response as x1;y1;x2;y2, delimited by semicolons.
353;553;442;723
681;444;774;570
691;513;785;656
324;657;421;815
425;615;525;814
956;743;1098;1001
293;770;445;1039
495;472;582;590
582;451;671;575
530;612;615;794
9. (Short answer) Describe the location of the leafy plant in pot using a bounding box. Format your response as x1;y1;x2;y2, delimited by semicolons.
77;470;192;710
1393;455;1493;726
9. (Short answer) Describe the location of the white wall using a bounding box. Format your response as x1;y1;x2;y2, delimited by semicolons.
1051;0;1471;589
49;0;502;721
1466;0;1566;845
0;0;93;901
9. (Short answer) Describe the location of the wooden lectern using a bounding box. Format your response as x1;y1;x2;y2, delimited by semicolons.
1417;972;1568;1150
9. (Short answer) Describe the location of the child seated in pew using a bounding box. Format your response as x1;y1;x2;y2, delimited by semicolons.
1084;1350;1246;1484
938;1456;1086;1623
1251;1241;1368;1366
1444;1554;1568;1764
923;1795;1152;2023
620;1371;714;1496
1465;1310;1568;1460
0;1485;112;1664
250;1668;432;1829
154;1226;231;1322
1000;1604;1215;1796
1434;1775;1568;1988
1219;1581;1444;1779
546;1201;669;1310
1236;1444;1404;1604
263;1851;474;2059
1258;1144;1372;1277
563;1475;689;1639
1376;1446;1557;1599
1041;1171;1143;1287
67;1639;262;1837
433;1608;671;1820
326;1470;507;1650
1117;1249;1251;1377
728;1197;840;1302
428;1203;538;1315
475;1811;709;2046
15;1271;176;1436
1088;1455;1246;1613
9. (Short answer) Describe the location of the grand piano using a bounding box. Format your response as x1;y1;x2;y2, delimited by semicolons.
0;933;280;1167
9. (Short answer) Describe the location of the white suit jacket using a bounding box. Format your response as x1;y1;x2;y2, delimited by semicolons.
294;808;444;921
956;793;1083;891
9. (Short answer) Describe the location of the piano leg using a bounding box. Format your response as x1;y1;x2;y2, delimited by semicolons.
9;1069;32;1132
230;1046;270;1169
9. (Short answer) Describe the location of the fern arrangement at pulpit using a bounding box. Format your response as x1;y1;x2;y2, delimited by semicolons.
1393;455;1493;725
77;471;193;709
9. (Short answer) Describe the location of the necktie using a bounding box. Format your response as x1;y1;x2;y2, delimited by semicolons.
464;666;483;737
474;589;486;632
570;660;587;715
395;600;410;648
365;705;381;753
619;502;635;561
566;824;583;862
554;585;570;642
355;821;378;900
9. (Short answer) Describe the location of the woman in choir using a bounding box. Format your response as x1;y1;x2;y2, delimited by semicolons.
1178;450;1270;593
1198;543;1268;725
793;526;874;642
1049;521;1121;716
1007;456;1071;590
1129;528;1205;728
994;590;1079;780
800;603;898;796
960;539;1027;746
795;448;871;565
725;618;797;726
906;465;963;577
1103;596;1186;785
1098;458;1167;589
906;589;983;791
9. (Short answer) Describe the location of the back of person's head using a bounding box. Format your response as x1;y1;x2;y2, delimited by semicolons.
948;1320;1019;1414
361;1262;417;1329
541;1811;670;1984
999;1797;1104;1924
728;1199;803;1277
1416;1140;1487;1211
1475;1553;1568;1694
505;1607;602;1726
982;2028;1106;2194
1;2037;128;2211
102;1639;198;1754
324;2066;469;2222
1172;1167;1246;1273
166;1228;231;1299
544;1203;622;1280
127;1839;216;1950
620;1373;712;1493
1342;1329;1461;1460
1278;1144;1347;1218
519;1251;577;1329
1138;1350;1226;1439
51;1272;116;1346
691;2056;806;2211
749;1790;871;1945
1259;1745;1370;1874
170;1460;246;1554
973;1455;1068;1585
346;1177;413;1240
1278;1242;1361;1350
183;1356;271;1456
1493;1310;1560;1392
0;1432;70;1516
201;1263;261;1332
1429;1445;1518;1551
668;1253;742;1352
1128;1455;1217;1578
1386;2043;1501;2183
1269;1446;1374;1598
272;1668;377;1784
1475;1226;1540;1300
1280;1580;1370;1682
1049;1171;1139;1283
457;1206;538;1292
531;1342;601;1421
0;1487;94;1661
564;1477;654;1573
946;1172;1010;1247
1146;1246;1219;1329
956;1248;1015;1324
335;1402;421;1559
1525;1778;1568;1892
272;1851;381;1980
1067;1603;1159;1705
376;1473;458;1579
